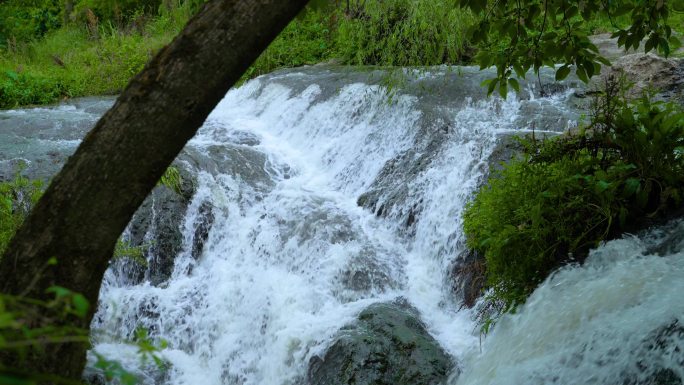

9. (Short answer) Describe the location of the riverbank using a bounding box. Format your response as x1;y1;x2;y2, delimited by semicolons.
0;0;476;109
7;0;678;109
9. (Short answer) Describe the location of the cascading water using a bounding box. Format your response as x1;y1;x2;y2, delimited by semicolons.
86;67;581;384
455;220;684;385
1;66;680;385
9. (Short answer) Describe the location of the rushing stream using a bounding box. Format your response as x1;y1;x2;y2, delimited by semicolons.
0;66;681;385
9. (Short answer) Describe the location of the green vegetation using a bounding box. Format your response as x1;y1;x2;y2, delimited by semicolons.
0;283;166;384
2;0;684;108
0;0;480;108
1;169;149;265
464;83;684;314
0;171;43;255
0;3;194;108
243;9;335;80
159;165;183;195
457;0;683;96
335;0;475;66
0;168;164;383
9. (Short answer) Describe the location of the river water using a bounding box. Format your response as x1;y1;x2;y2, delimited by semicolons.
0;66;680;385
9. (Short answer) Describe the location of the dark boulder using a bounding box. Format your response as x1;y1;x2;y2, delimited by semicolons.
308;299;455;385
125;164;195;286
449;248;486;309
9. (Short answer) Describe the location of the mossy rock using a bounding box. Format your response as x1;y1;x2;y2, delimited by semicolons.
308;299;455;385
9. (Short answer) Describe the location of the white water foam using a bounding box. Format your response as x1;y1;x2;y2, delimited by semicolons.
456;231;684;385
89;70;595;385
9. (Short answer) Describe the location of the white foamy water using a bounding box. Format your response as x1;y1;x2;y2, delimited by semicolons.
456;226;684;385
83;68;681;385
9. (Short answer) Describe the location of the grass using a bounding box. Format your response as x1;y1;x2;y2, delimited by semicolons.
0;1;682;108
241;9;336;81
335;0;476;66
0;4;191;108
0;1;478;108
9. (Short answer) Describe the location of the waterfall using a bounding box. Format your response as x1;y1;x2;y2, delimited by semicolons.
7;66;677;385
87;67;584;384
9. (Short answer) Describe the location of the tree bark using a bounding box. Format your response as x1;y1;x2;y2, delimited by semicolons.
0;0;308;379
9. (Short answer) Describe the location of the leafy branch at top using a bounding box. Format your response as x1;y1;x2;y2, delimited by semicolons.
457;0;683;97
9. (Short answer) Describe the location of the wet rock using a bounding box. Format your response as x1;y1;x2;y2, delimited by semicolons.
338;246;398;296
191;201;215;260
127;164;195;286
624;320;684;385
179;144;276;190
357;121;450;230
647;219;684;257
594;53;683;100
449;249;486;309
487;133;526;174
590;33;643;60
278;197;357;245
590;33;684;61
308;299;455;385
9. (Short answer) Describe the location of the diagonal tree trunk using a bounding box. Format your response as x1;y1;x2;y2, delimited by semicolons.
0;0;309;379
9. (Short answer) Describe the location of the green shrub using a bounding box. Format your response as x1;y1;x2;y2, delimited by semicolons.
244;9;334;80
0;0;62;48
335;0;476;66
0;172;43;255
159;165;183;195
464;89;684;312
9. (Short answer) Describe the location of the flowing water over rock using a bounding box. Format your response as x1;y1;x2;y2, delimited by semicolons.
455;221;684;385
1;66;681;385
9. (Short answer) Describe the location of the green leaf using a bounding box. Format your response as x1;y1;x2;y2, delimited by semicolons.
72;294;90;318
513;63;526;78
596;56;611;66
499;81;508;99
46;286;71;298
508;77;520;93
486;78;499;96
555;66;571;81
596;180;611;192
576;66;589;83
624;178;641;197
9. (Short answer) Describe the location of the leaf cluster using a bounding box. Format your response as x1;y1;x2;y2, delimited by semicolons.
0;284;168;384
463;90;684;313
458;0;683;96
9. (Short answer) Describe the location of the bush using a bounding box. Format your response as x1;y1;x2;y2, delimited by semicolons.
463;86;684;311
335;0;475;66
0;172;43;256
0;0;62;48
243;9;335;80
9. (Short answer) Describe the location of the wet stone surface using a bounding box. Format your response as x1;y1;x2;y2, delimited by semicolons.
308;299;455;385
